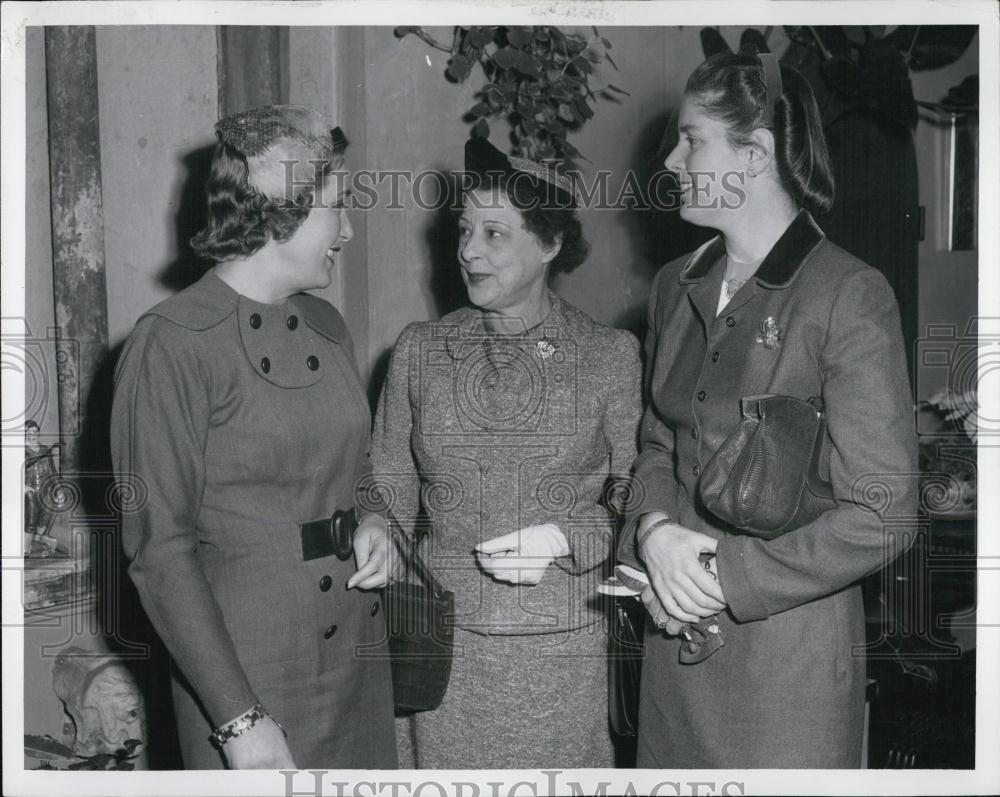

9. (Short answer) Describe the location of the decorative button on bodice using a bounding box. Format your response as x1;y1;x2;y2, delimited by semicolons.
287;315;299;330
306;355;319;371
319;575;332;592
261;357;271;373
697;390;706;401
725;316;736;328
249;313;262;329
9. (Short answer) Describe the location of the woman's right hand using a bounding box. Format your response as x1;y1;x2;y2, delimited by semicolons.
638;513;727;623
223;715;297;770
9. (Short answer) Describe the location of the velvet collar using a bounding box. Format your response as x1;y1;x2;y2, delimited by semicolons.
678;210;825;289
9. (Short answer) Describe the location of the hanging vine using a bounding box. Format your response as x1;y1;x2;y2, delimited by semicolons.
395;25;628;166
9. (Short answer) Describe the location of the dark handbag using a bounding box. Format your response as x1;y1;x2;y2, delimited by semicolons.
383;530;455;716
608;596;645;738
699;394;835;539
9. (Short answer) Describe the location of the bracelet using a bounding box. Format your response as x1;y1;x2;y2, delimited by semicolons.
209;702;283;748
637;515;675;559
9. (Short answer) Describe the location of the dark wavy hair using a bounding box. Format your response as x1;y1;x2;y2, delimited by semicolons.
519;201;589;277
685;49;835;214
190;142;337;262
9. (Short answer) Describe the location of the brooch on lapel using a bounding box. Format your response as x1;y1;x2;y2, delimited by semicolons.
755;316;783;350
535;339;556;359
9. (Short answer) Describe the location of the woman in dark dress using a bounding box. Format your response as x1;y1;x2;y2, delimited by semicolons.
111;105;397;769
621;51;918;767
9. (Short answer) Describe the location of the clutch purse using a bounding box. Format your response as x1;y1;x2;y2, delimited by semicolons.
608;595;645;738
699;394;835;539
383;527;455;716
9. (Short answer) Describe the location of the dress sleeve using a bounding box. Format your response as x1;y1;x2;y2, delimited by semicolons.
618;268;680;565
370;324;423;538
111;318;258;726
715;268;919;621
555;329;642;575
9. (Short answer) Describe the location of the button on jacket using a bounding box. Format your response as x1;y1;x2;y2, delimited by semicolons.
110;270;396;769
621;211;918;768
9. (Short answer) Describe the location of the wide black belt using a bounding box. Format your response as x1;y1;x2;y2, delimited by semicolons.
299;508;357;562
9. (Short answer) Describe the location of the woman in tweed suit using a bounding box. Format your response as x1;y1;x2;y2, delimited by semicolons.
621;51;918;767
111;106;397;769
372;137;642;768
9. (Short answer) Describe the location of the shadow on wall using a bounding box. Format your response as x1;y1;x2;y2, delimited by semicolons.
367;167;466;414
615;106;716;341
159;144;216;293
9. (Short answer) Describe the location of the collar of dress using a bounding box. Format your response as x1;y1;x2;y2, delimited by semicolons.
440;291;571;360
678;209;825;289
141;268;348;343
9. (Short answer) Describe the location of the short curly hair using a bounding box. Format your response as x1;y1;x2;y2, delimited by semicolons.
519;201;589;277
189;142;339;262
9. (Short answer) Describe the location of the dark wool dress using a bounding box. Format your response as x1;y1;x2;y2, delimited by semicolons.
621;212;918;768
373;295;642;768
111;270;397;769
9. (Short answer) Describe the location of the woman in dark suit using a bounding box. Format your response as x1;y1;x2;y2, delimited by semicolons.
111;106;397;769
620;50;918;767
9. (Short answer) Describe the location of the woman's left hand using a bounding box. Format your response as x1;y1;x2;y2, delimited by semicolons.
347;515;400;590
474;524;570;585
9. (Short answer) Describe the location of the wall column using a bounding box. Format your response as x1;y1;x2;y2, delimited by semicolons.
217;26;289;116
44;26;110;479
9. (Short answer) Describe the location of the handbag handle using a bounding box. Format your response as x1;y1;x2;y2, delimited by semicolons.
385;512;450;599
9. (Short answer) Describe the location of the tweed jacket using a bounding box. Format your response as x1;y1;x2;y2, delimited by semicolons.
620;211;918;767
110;270;396;768
372;294;642;635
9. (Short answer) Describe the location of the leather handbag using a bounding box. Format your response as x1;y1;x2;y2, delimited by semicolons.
383;529;455;716
699;394;835;539
608;595;645;738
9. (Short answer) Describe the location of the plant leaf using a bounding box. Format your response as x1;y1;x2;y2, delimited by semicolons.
507;26;534;49
492;47;518;70
394;27;420;39
557;103;575;122
473;118;490;138
447;54;472;81
470;102;490;117
604;52;619;70
607;83;630;96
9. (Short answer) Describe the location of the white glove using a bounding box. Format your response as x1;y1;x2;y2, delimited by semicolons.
474;524;570;585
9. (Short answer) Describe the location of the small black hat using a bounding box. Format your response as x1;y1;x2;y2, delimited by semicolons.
464;137;577;209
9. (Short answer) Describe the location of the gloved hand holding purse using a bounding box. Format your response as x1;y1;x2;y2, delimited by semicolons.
474;524;570;585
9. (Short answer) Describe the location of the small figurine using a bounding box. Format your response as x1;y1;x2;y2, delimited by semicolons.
24;420;62;557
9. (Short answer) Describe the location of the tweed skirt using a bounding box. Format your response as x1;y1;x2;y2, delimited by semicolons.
397;623;613;769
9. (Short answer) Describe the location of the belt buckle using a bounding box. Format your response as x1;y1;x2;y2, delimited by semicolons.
300;508;357;562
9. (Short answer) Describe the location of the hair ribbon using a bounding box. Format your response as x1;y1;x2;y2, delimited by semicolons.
758;52;783;127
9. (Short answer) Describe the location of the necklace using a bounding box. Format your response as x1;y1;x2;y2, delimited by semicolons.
724;277;746;300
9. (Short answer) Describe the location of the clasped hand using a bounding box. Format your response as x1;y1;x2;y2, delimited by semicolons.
639;514;726;625
347;514;402;590
475;524;570;585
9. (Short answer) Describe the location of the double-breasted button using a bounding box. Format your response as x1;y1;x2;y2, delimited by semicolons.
370;601;380;617
286;315;299;330
324;624;338;639
692;464;701;476
306;355;320;371
725;316;736;328
319;575;332;592
260;357;271;373
249;313;262;329
711;351;720;363
697;390;706;401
